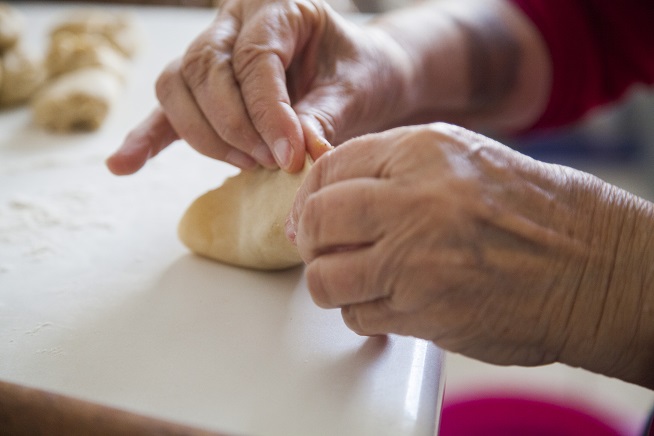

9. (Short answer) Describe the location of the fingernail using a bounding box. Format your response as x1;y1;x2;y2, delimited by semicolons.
285;215;297;244
272;138;292;169
225;149;257;170
252;143;276;168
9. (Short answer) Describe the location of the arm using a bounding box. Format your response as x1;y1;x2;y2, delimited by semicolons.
288;123;654;389
371;0;654;134
108;0;549;175
367;0;552;133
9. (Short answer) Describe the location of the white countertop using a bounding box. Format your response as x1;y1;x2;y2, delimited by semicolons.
0;3;443;435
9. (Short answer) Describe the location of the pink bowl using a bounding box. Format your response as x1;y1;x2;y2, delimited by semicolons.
440;394;623;436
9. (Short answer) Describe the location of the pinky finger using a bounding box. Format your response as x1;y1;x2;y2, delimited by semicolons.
341;299;396;337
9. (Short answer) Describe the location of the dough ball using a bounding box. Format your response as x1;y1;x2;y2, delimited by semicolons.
0;46;45;107
0;3;23;54
32;67;121;132
51;9;141;59
45;31;128;80
178;159;312;270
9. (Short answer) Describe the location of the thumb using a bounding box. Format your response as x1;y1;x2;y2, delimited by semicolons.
299;115;333;162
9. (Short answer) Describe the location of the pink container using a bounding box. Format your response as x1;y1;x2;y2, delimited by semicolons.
440;394;625;436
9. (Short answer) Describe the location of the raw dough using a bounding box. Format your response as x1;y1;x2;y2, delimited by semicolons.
32;67;121;132
45;31;128;80
50;9;141;59
0;46;44;107
0;3;23;54
178;159;312;270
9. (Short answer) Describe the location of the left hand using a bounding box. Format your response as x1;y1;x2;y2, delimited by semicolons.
286;123;642;372
107;0;415;175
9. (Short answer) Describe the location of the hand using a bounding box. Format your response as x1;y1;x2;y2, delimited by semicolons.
287;123;654;387
107;0;415;175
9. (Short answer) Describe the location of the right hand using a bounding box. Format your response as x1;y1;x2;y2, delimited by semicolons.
288;123;654;388
107;0;415;175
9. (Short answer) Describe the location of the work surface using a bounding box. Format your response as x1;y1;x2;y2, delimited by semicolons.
0;3;443;435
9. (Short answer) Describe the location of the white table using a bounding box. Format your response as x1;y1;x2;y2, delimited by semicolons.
0;3;444;435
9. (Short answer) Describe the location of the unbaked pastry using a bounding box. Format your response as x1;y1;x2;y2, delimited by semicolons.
178;159;312;270
50;9;141;59
45;31;128;80
0;46;44;107
0;3;23;54
32;67;121;132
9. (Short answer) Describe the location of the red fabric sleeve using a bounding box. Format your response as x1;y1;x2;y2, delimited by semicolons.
509;0;654;132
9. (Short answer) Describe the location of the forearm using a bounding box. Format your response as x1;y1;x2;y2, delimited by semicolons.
551;171;654;388
368;0;551;133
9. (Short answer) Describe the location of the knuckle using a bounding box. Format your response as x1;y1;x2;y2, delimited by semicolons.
218;111;246;140
306;262;333;308
124;127;152;150
300;193;326;243
181;46;213;91
181;37;230;91
375;244;414;311
302;109;338;144
313;150;336;187
232;43;264;78
342;306;371;335
247;95;276;125
155;63;178;103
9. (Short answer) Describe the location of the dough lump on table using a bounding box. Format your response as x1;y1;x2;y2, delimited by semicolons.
0;46;44;107
0;3;23;54
50;9;141;59
32;67;121;132
178;158;312;271
45;31;128;80
32;9;140;132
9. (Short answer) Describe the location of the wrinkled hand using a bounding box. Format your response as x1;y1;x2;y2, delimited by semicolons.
107;0;414;175
287;123;652;380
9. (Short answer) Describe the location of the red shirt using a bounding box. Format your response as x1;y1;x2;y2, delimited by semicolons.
510;0;654;131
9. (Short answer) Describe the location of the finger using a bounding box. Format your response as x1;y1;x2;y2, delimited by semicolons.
300;115;333;162
237;53;305;172
305;246;391;309
294;84;355;147
232;19;305;172
296;179;385;260
288;131;399;240
106;108;178;175
157;58;258;170
181;15;278;169
284;118;332;243
341;299;396;337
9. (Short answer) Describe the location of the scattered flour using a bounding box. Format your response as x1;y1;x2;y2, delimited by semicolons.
25;322;54;335
0;189;116;262
0;153;108;176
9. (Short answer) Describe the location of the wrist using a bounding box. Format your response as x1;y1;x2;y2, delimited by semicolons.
366;0;551;133
368;5;468;122
553;172;654;388
362;25;425;130
605;191;654;388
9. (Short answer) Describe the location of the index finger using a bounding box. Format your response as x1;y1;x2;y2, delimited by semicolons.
231;8;311;172
181;13;277;169
286;130;396;243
